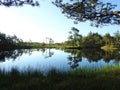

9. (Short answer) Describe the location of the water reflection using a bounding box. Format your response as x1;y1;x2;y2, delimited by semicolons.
40;48;54;58
64;49;120;69
67;50;82;69
0;49;54;62
0;49;35;62
0;50;23;61
64;49;120;62
0;49;120;73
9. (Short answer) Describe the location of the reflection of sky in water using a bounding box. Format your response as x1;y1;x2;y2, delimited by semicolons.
78;58;115;69
0;49;71;74
0;49;120;74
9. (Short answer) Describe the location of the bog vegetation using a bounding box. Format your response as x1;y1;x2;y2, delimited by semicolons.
1;66;120;90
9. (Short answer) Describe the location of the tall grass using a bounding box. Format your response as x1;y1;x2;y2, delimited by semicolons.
1;66;120;90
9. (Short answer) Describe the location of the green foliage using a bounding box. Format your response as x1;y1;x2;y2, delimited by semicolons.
81;32;102;48
103;33;114;45
114;30;120;47
68;27;82;46
0;0;39;7
53;0;120;27
0;32;24;49
65;30;120;49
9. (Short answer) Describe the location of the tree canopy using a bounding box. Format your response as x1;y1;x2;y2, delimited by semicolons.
68;27;82;46
1;0;120;27
53;0;120;27
65;30;120;49
0;0;39;6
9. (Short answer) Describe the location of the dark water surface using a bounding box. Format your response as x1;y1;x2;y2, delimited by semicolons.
0;49;120;73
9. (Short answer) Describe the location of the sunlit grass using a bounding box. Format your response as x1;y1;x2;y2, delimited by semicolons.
101;45;118;51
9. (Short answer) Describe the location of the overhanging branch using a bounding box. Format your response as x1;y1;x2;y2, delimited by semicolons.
0;0;39;6
53;0;120;26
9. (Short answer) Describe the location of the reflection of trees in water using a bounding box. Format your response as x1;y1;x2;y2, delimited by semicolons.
67;49;82;69
102;50;120;63
102;51;114;62
23;49;34;56
114;52;120;62
65;49;120;69
81;49;103;62
0;49;54;62
80;49;119;62
0;49;34;62
40;48;54;58
0;50;23;61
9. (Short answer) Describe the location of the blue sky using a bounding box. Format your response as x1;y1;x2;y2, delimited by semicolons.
0;0;120;43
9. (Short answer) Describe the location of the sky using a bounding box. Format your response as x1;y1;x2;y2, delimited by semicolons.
0;0;120;43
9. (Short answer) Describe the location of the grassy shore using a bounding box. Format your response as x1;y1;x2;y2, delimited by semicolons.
1;66;120;90
101;45;118;51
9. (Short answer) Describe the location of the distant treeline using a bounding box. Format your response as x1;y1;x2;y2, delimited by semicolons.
0;32;24;49
64;28;120;49
0;32;43;50
1;30;120;50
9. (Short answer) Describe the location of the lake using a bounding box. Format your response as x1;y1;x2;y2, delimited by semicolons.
0;49;120;74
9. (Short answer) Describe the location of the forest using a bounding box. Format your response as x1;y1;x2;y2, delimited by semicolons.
0;30;120;50
64;27;120;50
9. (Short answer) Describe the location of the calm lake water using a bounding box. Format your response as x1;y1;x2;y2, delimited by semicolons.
0;49;120;73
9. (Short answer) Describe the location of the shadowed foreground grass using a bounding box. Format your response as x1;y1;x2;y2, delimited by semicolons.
1;66;120;90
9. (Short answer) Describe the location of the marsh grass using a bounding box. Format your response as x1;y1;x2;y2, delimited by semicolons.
1;66;120;90
101;45;118;51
